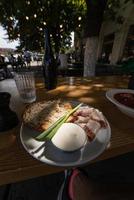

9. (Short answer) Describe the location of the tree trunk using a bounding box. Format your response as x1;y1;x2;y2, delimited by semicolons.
84;0;107;77
84;36;98;77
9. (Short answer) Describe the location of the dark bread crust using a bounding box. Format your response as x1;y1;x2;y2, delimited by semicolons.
22;100;72;132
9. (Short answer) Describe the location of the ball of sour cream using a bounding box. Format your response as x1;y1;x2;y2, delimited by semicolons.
52;123;87;151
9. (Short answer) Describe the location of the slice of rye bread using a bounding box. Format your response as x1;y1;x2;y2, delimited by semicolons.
22;100;72;132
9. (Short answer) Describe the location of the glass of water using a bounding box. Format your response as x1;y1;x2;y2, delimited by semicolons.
14;72;36;103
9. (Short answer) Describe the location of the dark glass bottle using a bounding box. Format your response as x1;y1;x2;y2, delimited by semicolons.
43;28;57;90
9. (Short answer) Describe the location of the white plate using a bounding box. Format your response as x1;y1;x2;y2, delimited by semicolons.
20;106;111;167
106;89;134;118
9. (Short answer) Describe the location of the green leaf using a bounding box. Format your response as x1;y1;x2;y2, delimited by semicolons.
35;102;83;141
35;114;66;141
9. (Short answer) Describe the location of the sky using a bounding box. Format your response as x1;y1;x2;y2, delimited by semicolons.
0;25;19;49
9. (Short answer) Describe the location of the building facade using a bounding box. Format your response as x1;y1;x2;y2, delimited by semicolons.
98;1;134;64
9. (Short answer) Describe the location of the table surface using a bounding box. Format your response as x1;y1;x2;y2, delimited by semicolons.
0;76;134;186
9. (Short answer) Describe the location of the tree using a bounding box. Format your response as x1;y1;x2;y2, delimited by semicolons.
0;0;86;53
1;0;133;76
83;0;134;77
83;0;107;77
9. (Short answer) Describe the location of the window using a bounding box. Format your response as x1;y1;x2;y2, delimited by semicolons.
100;33;115;63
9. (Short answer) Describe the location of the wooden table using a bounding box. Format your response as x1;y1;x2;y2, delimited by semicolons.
0;76;134;186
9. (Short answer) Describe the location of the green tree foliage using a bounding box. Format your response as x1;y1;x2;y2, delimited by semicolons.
105;0;134;22
0;0;86;52
84;0;134;38
0;0;133;52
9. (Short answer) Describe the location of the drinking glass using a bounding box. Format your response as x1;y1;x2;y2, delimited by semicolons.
14;72;36;103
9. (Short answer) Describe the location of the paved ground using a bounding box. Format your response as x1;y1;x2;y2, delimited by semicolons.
1;61;131;81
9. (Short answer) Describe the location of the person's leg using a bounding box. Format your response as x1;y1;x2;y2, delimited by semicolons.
58;153;134;200
70;170;94;200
